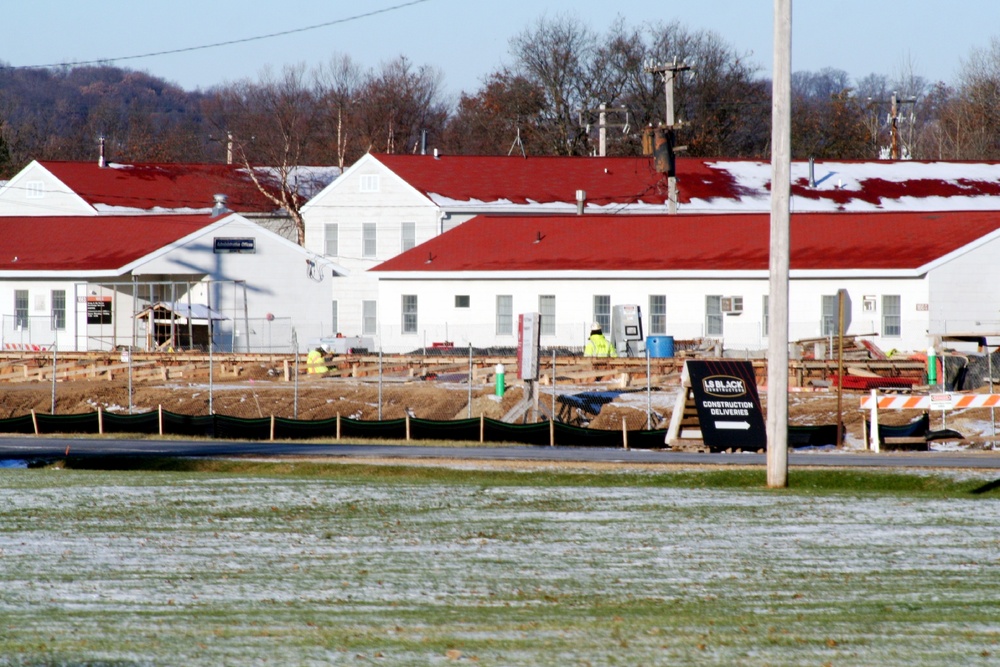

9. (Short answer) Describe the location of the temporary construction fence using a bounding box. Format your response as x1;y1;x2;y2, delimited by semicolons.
2;408;673;450
2;408;841;452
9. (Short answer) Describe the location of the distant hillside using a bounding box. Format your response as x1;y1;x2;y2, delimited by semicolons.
0;63;221;176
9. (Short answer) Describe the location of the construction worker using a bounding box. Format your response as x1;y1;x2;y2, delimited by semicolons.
584;322;617;358
306;347;329;375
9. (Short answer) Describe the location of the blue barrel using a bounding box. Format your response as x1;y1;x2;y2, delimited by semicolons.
646;335;675;358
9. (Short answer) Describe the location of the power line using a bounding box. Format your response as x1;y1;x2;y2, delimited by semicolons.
1;1;432;71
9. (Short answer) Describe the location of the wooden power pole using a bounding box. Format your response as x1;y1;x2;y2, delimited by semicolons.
645;58;690;214
767;0;792;488
889;92;916;160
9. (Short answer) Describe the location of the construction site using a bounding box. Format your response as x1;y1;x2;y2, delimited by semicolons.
1;331;997;451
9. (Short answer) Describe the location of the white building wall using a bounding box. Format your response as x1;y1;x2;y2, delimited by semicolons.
134;216;336;351
0;162;96;216
927;234;1000;337
303;155;444;338
0;279;81;350
373;275;934;355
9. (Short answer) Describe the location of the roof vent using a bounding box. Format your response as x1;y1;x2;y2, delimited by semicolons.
211;193;230;217
98;136;106;168
576;189;586;215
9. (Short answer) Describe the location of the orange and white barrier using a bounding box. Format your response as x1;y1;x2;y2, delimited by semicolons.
3;343;48;351
860;390;1000;452
860;393;1000;410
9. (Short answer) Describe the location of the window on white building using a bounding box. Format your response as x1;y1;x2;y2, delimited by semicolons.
402;295;418;334
25;181;44;199
51;290;66;331
331;300;338;335
648;295;666;335
706;295;723;336
14;290;28;329
362;300;377;336
882;295;901;337
821;294;837;336
362;223;377;258
401;222;416;253
455;295;470;308
539;295;555;336
496;295;513;335
360;174;380;192
324;223;338;256
593;295;611;333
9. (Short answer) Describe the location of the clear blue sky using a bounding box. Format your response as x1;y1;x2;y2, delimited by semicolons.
4;1;998;100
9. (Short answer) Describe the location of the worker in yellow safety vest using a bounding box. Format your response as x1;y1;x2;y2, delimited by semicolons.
584;322;617;358
306;347;329;374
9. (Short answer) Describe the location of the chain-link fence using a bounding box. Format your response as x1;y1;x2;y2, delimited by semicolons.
25;342;679;432
1;315;57;351
330;317;934;359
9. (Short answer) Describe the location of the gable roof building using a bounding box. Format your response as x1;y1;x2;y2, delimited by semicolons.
0;212;343;352
0;160;339;234
301;152;1000;341
370;210;1000;355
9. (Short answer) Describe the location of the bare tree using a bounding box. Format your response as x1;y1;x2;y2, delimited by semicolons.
953;37;1000;158
602;20;770;157
508;14;598;155
316;54;363;170
206;64;325;244
790;68;870;158
443;70;547;155
352;56;448;157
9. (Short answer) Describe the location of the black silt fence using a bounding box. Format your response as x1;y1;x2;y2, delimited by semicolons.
0;409;838;451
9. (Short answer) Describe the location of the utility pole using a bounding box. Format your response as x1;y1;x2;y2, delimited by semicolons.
645;58;691;214
889;91;916;160
767;0;792;489
577;103;629;157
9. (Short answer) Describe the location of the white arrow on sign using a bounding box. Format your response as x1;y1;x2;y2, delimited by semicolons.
715;421;751;430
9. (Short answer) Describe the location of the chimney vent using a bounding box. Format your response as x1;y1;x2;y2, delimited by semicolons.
98;136;106;168
576;189;587;215
211;193;230;217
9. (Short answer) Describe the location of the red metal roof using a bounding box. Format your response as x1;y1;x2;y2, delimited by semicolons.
373;154;707;207
0;214;221;271
371;154;1000;211
38;161;281;213
373;210;1000;273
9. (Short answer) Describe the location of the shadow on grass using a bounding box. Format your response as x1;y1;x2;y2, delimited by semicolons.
971;478;1000;495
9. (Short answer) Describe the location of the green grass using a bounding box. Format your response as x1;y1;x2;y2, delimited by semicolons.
56;456;1000;497
1;464;999;665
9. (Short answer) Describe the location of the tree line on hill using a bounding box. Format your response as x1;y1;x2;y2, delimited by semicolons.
3;15;1000;180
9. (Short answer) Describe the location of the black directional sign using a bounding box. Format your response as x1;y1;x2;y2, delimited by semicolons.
686;360;767;451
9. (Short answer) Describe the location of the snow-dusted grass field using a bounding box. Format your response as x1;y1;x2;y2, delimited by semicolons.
1;464;998;666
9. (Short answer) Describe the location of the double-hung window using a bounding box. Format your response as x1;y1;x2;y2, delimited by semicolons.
362;223;377;258
496;295;513;335
706;295;723;336
648;295;666;335
882;295;901;337
593;295;611;333
402;295;418;334
539;295;555;336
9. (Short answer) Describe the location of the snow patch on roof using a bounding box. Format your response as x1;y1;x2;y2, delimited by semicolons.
703;160;1000;212
93;204;214;215
427;194;671;212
